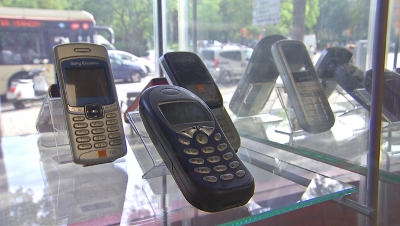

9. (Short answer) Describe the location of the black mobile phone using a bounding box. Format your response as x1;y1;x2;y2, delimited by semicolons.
364;69;400;121
160;51;240;152
53;43;127;166
123;77;168;123
314;47;354;97
139;85;254;212
333;63;370;110
229;35;286;116
271;39;335;133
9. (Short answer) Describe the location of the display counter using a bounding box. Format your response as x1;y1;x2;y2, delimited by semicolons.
0;126;357;225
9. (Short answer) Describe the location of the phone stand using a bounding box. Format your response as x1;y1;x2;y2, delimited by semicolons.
234;86;283;123
36;95;72;164
127;111;170;179
274;84;305;135
337;88;400;132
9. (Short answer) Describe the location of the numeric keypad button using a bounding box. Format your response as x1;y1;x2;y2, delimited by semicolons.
194;167;211;174
201;147;214;154
222;152;234;160
73;122;88;129
94;142;107;148
220;174;234;181
92;128;105;134
189;158;204;164
213;165;227;172
75;129;89;136
207;156;220;163
229;161;240;169
108;133;121;139
109;139;122;146
93;135;106;141
76;136;90;143
203;176;218;183
78;143;92;150
106;119;118;125
107;126;119;132
184;148;199;155
235;170;246;177
90;121;104;127
217;143;228;151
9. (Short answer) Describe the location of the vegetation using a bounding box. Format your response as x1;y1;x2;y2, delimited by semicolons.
0;0;370;55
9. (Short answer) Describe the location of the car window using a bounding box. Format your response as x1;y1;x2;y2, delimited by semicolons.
244;50;253;61
200;51;214;61
220;51;241;61
110;57;123;66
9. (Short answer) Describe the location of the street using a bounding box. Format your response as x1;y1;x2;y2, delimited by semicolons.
0;73;238;137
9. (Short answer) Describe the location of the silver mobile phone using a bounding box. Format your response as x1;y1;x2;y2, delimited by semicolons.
271;40;335;133
53;43;127;165
160;51;241;152
229;35;286;116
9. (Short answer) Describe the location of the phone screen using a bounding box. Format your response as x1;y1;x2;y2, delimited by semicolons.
64;67;113;106
159;102;212;125
165;53;221;106
281;43;311;72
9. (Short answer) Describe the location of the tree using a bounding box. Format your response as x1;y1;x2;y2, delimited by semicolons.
68;0;153;56
291;0;307;41
0;0;69;9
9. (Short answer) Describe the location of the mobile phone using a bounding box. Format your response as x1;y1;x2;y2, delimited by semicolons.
271;40;335;133
123;77;168;123
333;63;370;110
229;35;286;116
364;68;400;121
53;43;127;165
314;47;353;97
139;85;254;212
160;51;240;152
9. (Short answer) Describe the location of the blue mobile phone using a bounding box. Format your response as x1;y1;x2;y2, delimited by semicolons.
139;85;254;212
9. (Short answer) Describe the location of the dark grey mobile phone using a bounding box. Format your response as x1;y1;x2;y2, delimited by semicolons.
229;34;286;117
139;85;254;212
314;46;354;98
53;43;127;165
271;40;335;134
160;51;240;152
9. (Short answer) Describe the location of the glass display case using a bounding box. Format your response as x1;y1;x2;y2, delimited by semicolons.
0;0;399;225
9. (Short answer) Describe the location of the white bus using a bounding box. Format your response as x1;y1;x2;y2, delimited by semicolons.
0;7;115;97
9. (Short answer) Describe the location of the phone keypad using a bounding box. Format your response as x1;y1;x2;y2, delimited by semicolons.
296;81;331;123
72;111;123;152
181;130;246;183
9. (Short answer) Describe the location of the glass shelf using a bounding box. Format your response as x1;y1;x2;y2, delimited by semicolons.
0;131;357;225
234;104;400;186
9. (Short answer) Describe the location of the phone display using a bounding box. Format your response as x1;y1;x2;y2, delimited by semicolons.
229;35;286;116
53;43;127;165
364;69;400;121
271;40;335;133
139;85;254;212
123;77;168;123
160;51;240;152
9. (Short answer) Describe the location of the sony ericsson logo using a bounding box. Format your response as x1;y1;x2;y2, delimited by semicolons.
70;61;100;66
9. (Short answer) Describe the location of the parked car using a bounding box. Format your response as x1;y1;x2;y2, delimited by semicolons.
108;50;155;73
200;45;253;84
140;49;173;63
109;55;145;83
